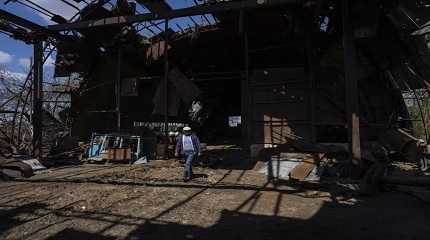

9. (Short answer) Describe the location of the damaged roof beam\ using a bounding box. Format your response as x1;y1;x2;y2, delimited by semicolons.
192;0;216;26
48;0;302;31
0;8;46;32
135;0;172;15
20;0;58;17
132;2;160;36
13;0;55;18
59;0;81;12
134;1;169;36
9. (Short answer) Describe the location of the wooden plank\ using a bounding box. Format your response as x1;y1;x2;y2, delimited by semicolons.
289;158;315;181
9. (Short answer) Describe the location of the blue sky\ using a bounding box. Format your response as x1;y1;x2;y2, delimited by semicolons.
0;1;52;76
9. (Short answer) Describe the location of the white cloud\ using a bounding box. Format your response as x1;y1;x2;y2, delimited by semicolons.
0;51;13;64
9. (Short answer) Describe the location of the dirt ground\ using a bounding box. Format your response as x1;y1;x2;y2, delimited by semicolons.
1;159;430;240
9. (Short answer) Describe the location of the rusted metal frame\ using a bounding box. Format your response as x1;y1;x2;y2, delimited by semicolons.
18;46;57;147
0;9;45;32
136;22;156;35
9;58;32;147
32;40;43;159
3;0;101;150
14;0;54;18
134;2;167;35
188;15;199;28
48;0;302;31
19;0;56;18
192;0;213;26
135;0;172;15
342;0;362;167
59;0;81;12
163;18;169;159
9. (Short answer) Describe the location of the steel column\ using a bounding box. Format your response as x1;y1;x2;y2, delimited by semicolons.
163;19;169;159
306;25;316;143
240;10;251;146
116;46;122;131
342;0;362;167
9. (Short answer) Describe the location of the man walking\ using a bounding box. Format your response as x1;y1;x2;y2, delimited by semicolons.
175;126;201;182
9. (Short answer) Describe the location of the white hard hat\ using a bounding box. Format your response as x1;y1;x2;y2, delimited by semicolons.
183;126;192;131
